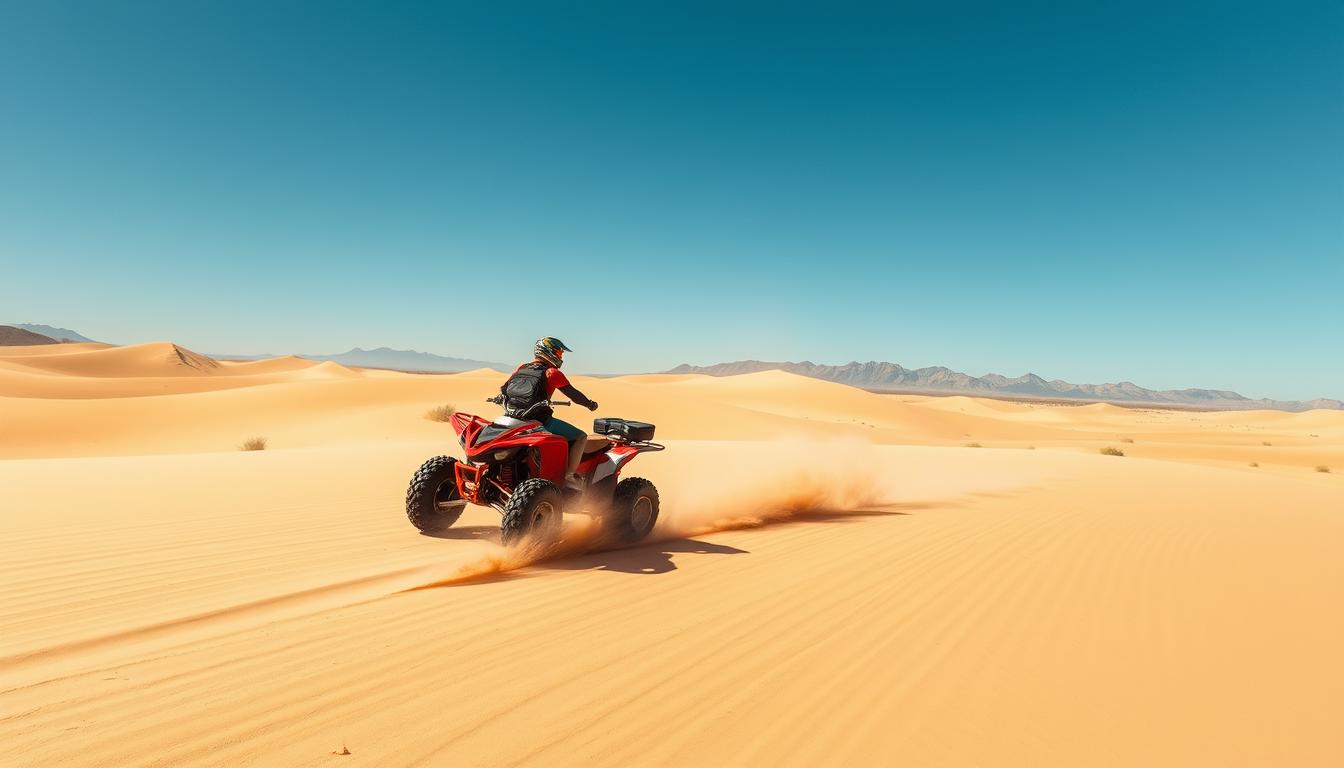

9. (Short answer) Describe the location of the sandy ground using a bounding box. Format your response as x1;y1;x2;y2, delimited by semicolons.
2;341;1342;767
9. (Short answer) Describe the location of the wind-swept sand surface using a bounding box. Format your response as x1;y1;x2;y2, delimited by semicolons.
2;342;1342;766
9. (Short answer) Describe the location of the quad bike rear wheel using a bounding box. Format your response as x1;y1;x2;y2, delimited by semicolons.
608;477;660;544
500;478;564;546
405;456;466;533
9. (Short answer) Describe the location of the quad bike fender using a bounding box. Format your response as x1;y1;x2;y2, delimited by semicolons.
532;438;571;485
450;412;491;447
584;444;641;485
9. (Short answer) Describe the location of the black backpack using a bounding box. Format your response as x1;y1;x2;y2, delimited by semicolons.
501;363;550;419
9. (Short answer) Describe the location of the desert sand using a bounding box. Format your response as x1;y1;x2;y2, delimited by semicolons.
2;341;1341;766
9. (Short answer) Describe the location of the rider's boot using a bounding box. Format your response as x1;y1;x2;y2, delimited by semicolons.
563;439;585;490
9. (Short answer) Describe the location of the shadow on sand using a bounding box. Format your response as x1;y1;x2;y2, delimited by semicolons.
542;537;750;575
543;506;914;575
419;524;500;541
415;505;923;587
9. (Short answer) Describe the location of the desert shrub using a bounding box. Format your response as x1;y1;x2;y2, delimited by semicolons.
1316;465;1331;474
1262;441;1272;446
1100;446;1125;457
964;442;982;448
1120;437;1134;444
1248;462;1259;467
425;404;457;422
240;437;267;451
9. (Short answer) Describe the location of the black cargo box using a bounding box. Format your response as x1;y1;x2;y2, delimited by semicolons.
593;418;655;442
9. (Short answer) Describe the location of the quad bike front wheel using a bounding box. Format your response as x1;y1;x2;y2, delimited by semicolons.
500;478;564;546
608;477;660;544
405;456;466;533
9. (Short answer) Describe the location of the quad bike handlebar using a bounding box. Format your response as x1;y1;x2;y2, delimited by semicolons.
485;395;570;419
485;395;570;406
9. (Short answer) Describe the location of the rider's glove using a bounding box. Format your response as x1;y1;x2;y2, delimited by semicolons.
587;401;599;411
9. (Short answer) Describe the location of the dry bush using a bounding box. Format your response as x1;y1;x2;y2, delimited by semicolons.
425;404;457;422
964;442;982;448
1316;465;1332;474
1120;437;1134;443
1262;441;1273;446
1100;446;1125;457
1248;462;1259;467
240;436;267;451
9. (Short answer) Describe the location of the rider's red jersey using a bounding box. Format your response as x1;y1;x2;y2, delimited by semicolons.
512;362;569;398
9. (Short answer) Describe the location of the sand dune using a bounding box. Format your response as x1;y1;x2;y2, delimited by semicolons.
216;354;321;374
0;344;362;400
2;341;223;377
0;341;111;357
2;342;1341;766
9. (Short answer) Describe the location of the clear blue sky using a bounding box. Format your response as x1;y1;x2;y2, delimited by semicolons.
2;1;1340;399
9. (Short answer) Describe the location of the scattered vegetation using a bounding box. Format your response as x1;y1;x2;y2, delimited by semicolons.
1100;446;1125;457
424;404;457;422
1248;462;1259;468
240;436;267;451
964;442;982;448
1120;437;1134;443
1026;445;1036;450
1262;441;1273;446
1316;465;1331;474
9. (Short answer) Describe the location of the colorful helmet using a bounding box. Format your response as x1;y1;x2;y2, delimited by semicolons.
534;336;572;367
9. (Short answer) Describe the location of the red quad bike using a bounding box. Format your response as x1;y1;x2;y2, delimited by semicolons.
405;396;665;546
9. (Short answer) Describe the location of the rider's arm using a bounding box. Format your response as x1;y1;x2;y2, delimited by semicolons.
546;366;597;410
559;383;596;410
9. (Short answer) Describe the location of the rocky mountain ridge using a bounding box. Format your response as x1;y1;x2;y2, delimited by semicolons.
668;360;1343;412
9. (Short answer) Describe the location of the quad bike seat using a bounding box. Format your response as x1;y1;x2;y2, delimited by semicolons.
582;435;613;457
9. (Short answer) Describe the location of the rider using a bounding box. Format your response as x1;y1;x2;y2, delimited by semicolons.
500;337;599;486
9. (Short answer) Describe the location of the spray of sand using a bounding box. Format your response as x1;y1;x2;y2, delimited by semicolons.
653;437;893;538
407;438;898;589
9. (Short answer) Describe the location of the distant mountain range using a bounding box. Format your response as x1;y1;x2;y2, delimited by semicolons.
303;347;506;372
0;325;60;345
217;346;507;373
4;323;96;343
668;360;1344;412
